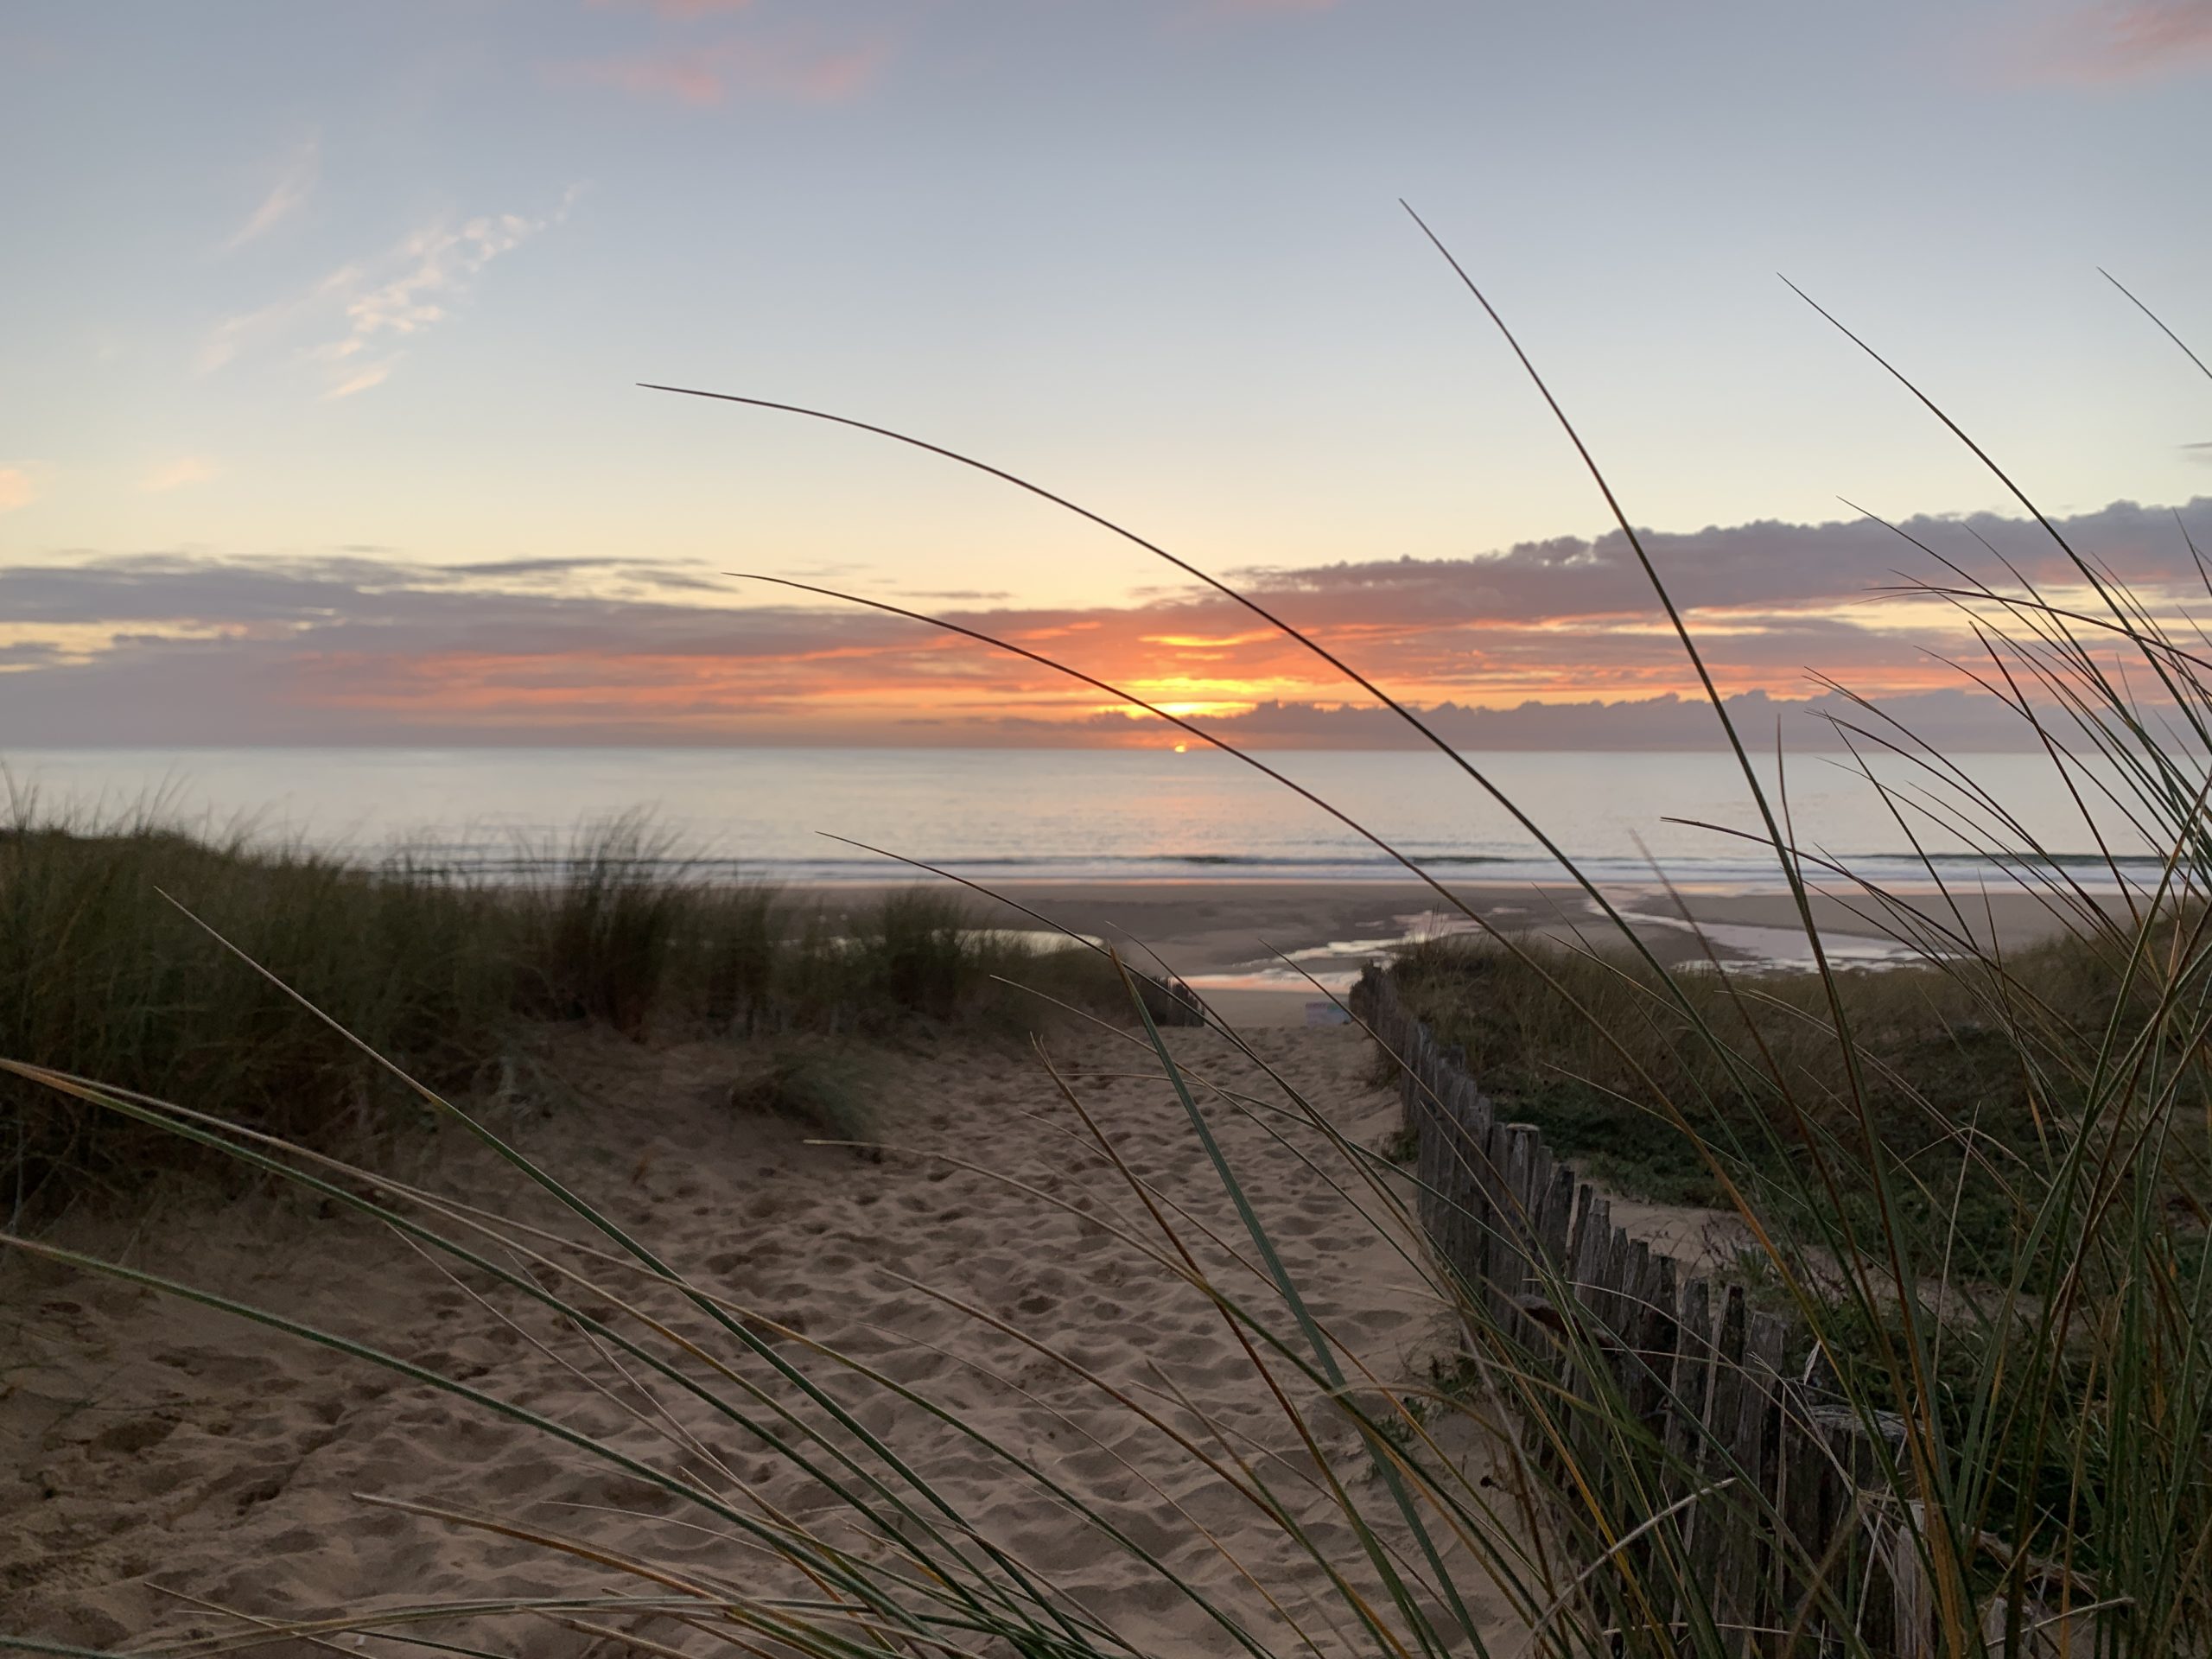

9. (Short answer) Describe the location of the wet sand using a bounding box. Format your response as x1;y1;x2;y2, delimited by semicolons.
798;879;2104;1024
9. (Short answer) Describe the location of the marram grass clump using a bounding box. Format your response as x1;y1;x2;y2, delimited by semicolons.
725;1039;877;1142
0;806;1129;1208
1389;924;2212;1273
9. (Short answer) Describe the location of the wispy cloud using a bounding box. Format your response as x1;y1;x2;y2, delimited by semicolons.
0;465;41;513
200;189;577;397
318;209;563;385
550;35;890;105
325;363;393;401
223;133;319;251
197;265;357;374
2018;0;2212;82
138;458;219;493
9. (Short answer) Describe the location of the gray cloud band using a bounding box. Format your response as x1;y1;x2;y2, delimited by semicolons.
1;496;2203;747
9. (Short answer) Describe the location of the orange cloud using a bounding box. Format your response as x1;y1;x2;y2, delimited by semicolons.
4;499;2205;746
0;465;39;512
1141;629;1281;649
550;35;889;105
2018;0;2212;82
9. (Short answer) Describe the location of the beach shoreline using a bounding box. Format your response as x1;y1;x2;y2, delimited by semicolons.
788;878;2111;1025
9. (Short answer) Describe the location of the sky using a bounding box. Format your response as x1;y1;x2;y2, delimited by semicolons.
1;0;2208;747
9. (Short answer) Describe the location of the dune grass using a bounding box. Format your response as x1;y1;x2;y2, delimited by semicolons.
0;804;1132;1212
723;1039;879;1141
1388;923;2212;1274
7;243;2212;1658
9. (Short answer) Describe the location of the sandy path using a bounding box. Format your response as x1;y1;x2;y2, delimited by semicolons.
3;1024;1532;1656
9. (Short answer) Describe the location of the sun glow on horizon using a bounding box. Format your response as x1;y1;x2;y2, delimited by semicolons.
8;497;2209;745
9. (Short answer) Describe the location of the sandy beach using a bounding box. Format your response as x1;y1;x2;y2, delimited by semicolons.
2;1022;1531;1656
0;873;2126;1650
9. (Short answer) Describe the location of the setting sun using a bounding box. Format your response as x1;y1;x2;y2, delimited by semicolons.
5;10;2209;1652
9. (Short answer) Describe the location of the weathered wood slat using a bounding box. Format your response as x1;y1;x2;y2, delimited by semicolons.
1345;963;1904;1655
1742;1313;1789;1658
1447;1077;1485;1296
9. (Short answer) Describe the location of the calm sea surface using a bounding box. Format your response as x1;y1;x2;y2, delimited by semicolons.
1;746;2169;896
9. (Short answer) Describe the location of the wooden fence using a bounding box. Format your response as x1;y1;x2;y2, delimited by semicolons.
1351;963;1936;1657
1135;969;1207;1027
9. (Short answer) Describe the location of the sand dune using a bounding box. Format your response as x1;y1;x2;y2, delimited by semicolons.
3;1024;1532;1656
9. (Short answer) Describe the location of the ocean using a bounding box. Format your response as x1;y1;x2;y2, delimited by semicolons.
0;745;2170;897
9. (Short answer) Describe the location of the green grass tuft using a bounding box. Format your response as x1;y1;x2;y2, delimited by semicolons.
724;1039;878;1143
0;805;1131;1210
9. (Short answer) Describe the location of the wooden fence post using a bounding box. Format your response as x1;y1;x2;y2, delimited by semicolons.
1363;966;1906;1657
